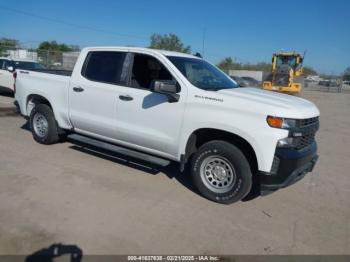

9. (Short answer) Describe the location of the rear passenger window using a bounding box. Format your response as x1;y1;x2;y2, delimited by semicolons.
83;51;129;85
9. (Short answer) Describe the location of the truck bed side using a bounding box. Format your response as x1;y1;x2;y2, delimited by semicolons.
22;69;73;76
15;70;72;130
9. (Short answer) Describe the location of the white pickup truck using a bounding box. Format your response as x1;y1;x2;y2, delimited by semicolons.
0;57;45;92
15;47;320;204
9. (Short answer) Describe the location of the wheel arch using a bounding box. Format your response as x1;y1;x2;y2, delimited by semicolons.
26;94;53;116
182;128;259;174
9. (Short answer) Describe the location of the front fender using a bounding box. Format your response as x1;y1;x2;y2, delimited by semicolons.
178;124;287;173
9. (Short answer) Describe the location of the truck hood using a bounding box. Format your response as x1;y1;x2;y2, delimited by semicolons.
217;87;320;119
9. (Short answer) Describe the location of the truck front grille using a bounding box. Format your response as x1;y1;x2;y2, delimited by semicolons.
298;117;319;127
295;133;316;150
294;117;319;150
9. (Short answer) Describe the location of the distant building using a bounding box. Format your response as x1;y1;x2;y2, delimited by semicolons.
7;49;38;61
228;70;263;82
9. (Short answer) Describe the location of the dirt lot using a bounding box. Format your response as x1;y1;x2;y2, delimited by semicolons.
0;87;349;255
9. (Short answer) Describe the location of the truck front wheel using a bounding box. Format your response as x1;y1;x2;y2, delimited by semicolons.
190;140;252;204
29;104;60;145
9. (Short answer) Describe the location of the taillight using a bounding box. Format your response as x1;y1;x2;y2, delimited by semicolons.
13;72;17;93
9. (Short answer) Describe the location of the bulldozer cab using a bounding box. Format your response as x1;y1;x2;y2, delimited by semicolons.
273;53;303;72
263;52;304;94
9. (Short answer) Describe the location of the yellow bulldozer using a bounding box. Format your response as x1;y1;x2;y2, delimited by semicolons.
263;52;305;94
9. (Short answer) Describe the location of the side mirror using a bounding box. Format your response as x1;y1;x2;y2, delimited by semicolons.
150;80;180;103
7;66;15;72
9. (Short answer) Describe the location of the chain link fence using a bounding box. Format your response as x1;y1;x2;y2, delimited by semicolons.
0;46;79;70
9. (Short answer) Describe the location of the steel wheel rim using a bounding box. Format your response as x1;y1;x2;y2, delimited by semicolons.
200;155;236;193
33;113;48;138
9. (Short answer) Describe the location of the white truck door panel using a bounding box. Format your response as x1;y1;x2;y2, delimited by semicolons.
115;86;185;157
69;79;118;138
69;51;131;138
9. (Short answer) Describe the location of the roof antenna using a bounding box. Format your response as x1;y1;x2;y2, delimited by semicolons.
202;28;206;58
194;52;202;58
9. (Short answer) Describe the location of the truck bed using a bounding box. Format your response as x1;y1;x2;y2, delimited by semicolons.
15;68;72;130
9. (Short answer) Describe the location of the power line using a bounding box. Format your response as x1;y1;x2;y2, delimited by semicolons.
0;5;239;63
0;5;149;40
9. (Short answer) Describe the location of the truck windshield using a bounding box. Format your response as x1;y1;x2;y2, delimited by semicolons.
167;56;238;90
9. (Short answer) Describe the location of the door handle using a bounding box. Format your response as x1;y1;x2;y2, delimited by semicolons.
119;95;133;101
73;86;84;92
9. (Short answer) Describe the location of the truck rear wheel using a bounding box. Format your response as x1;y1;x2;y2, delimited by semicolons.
190;140;252;204
30;104;60;145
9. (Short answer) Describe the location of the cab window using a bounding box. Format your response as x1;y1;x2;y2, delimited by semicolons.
130;54;174;89
82;51;130;85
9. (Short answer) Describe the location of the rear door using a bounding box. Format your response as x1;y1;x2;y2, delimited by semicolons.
0;59;14;91
69;51;132;138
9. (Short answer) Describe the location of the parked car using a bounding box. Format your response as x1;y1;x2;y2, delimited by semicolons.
241;76;261;87
0;57;16;92
319;80;339;87
0;57;45;92
15;47;320;204
230;76;249;87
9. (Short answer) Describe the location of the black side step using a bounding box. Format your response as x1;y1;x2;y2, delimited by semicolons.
68;134;170;167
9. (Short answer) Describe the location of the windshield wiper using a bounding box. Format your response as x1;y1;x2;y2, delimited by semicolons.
204;88;220;91
205;87;236;91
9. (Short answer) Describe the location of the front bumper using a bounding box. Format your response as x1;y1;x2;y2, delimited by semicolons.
13;100;20;112
260;142;318;195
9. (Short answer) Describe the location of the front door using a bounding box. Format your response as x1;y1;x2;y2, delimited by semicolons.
115;53;186;158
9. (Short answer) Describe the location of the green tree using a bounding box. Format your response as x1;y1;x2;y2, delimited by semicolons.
69;45;81;52
343;67;350;81
149;33;191;53
303;66;317;76
217;57;272;73
217;57;237;72
241;62;272;72
37;41;80;67
0;38;19;56
37;41;75;52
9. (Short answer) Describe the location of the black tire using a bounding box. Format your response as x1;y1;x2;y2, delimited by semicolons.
190;140;252;204
29;104;60;145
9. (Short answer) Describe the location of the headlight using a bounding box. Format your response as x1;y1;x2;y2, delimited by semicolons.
282;118;297;129
267;116;297;129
